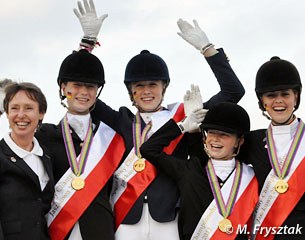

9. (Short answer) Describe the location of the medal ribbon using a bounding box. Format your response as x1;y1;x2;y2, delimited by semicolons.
206;159;242;219
132;111;152;158
61;114;94;176
266;121;305;179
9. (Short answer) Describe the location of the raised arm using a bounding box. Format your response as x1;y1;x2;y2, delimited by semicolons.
73;0;132;134
91;99;133;136
73;0;108;52
177;18;245;109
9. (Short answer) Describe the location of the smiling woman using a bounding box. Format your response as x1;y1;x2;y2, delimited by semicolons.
0;82;54;239
239;57;305;239
4;84;46;150
34;49;125;240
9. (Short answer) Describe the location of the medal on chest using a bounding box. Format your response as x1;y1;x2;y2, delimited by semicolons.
218;218;233;233
266;121;305;194
275;179;288;194
132;112;152;173
133;158;146;172
62;115;94;191
206;159;242;234
71;176;85;190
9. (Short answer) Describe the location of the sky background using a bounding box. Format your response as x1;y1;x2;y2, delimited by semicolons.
1;0;305;132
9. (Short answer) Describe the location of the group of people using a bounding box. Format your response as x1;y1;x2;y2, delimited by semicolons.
0;0;304;240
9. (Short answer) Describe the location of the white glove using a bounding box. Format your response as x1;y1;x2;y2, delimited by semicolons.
177;18;211;52
177;108;207;133
73;0;108;39
184;84;203;116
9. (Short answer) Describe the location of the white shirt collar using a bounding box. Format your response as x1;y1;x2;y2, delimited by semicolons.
4;133;43;158
211;157;235;168
140;112;154;124
139;107;167;124
211;157;236;181
66;112;91;140
271;117;299;137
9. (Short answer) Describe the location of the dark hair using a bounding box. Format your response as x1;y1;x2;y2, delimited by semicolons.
0;79;14;89
4;82;47;114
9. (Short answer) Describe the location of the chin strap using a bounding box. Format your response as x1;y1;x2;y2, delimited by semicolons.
203;132;243;160
133;94;164;113
59;86;103;112
262;109;296;125
130;84;167;113
136;103;163;113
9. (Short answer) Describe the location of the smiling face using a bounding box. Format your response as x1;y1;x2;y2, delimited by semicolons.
204;130;242;160
261;89;298;125
130;80;165;112
61;81;98;115
7;90;44;142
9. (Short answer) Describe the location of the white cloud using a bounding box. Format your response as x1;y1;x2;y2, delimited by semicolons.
0;0;52;18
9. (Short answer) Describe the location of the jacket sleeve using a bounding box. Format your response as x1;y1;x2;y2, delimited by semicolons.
202;48;245;109
91;99;133;135
140;119;189;181
0;222;3;240
185;132;206;159
238;130;266;165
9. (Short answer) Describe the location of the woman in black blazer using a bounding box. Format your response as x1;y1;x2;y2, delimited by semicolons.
0;82;54;240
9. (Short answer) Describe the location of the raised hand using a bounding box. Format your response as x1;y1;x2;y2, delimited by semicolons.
73;0;108;40
184;84;203;116
177;18;211;53
178;108;207;133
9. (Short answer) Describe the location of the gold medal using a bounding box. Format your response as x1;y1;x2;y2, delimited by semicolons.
275;179;288;194
133;158;146;172
218;218;232;233
71;177;85;190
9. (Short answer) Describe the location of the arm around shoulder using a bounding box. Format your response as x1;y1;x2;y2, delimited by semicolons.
140;119;181;162
140;119;188;181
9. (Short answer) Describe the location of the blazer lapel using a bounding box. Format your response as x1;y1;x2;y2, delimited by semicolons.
40;152;54;189
0;140;41;189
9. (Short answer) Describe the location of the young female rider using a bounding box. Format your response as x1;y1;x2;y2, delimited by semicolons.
36;50;125;240
140;102;258;240
239;57;305;240
73;1;245;239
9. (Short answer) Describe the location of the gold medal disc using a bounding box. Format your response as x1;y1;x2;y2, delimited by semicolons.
275;179;288;194
71;177;85;190
218;218;233;233
133;158;146;172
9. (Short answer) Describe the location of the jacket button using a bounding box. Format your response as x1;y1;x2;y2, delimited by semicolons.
36;222;41;227
37;198;42;202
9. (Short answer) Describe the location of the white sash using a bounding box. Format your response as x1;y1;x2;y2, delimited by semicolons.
252;132;305;238
191;163;256;240
47;121;116;225
110;103;181;207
